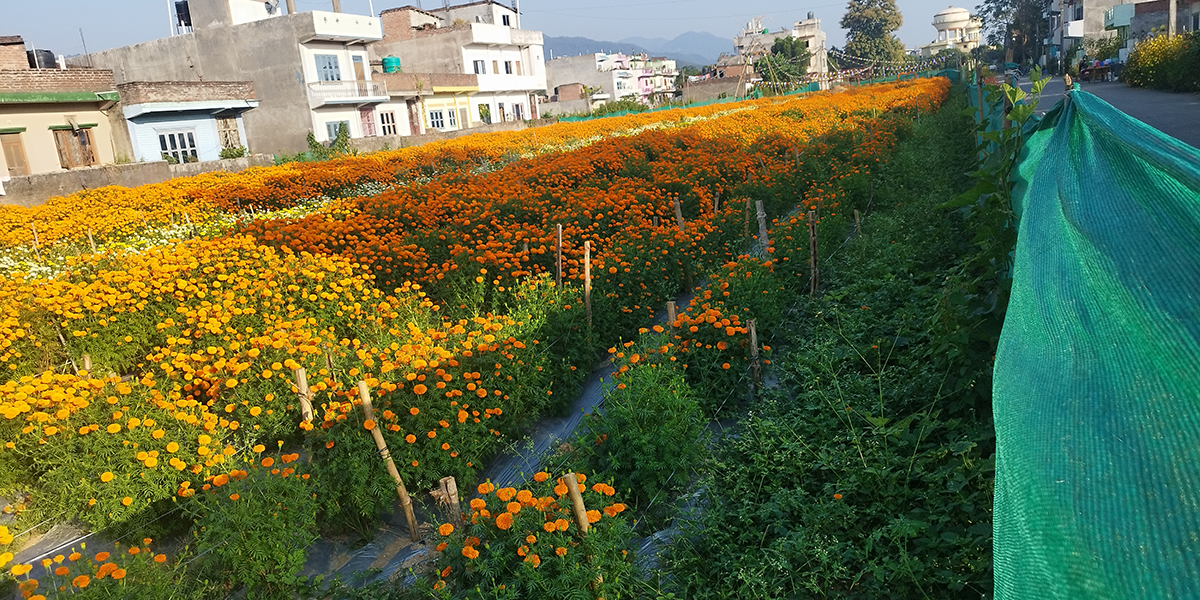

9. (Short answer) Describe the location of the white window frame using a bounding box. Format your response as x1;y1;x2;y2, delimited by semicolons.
429;110;445;129
316;54;341;82
447;108;457;128
325;120;350;140
473;60;486;74
158;129;198;163
502;14;511;26
380;111;397;136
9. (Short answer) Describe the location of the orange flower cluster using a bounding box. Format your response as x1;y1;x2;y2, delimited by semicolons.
6;539;171;598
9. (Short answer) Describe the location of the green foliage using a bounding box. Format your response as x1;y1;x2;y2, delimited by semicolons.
185;461;319;600
664;87;994;599
24;541;204;600
479;104;492;125
220;145;248;160
976;0;1046;62
758;37;812;86
840;0;905;63
277;124;355;164
160;153;179;165
429;475;636;598
589;98;651;118
570;338;707;526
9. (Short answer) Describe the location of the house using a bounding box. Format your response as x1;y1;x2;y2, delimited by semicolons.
1125;0;1200;40
919;7;984;57
69;0;386;153
118;81;258;163
1044;0;1124;65
371;2;546;129
545;52;679;107
373;72;482;135
0;36;128;180
732;13;829;75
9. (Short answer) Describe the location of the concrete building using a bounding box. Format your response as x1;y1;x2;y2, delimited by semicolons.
1044;0;1123;64
1122;0;1200;40
545;52;679;106
732;14;829;76
0;38;127;181
70;0;386;153
919;6;984;56
371;3;546;127
117;81;258;163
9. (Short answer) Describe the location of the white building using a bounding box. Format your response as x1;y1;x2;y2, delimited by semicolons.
71;0;388;152
545;52;678;106
919;6;984;57
732;13;829;76
372;2;546;129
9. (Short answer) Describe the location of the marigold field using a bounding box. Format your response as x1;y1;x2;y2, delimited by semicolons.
0;78;979;600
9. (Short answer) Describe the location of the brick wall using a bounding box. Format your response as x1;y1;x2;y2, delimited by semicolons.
116;81;256;105
380;6;440;44
378;72;478;93
0;69;115;94
556;82;585;101
0;42;27;71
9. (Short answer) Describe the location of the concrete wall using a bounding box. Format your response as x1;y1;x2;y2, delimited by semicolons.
546;55;624;100
541;98;592;117
350;117;553;152
681;78;750;103
0;102;119;175
0;154;274;207
71;14;316;154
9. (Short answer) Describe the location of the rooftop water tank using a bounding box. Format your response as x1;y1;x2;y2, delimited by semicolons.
382;56;402;73
27;49;55;69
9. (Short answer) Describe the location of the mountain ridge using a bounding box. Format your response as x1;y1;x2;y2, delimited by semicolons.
544;31;732;67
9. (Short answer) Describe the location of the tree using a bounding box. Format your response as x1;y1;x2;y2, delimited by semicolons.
841;0;905;64
758;37;812;84
976;0;1048;64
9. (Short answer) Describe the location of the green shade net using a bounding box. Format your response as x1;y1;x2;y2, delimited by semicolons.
995;87;1200;598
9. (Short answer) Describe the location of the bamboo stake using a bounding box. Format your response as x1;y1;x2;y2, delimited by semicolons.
293;367;315;421
30;225;42;263
713;191;720;214
86;228;97;253
522;240;529;259
755;200;769;251
438;476;464;527
139;210;148;227
555;223;563;288
357;382;420;542
808;210;819;296
81;355;92;378
666;301;677;326
748;320;761;388
584;241;592;326
854;209;861;235
653;216;659;228
673;197;685;232
744;197;753;239
183;213;195;239
563;473;590;534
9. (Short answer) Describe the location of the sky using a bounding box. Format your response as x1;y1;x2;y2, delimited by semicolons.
3;0;959;59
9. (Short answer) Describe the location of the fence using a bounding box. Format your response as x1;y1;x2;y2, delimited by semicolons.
989;81;1200;598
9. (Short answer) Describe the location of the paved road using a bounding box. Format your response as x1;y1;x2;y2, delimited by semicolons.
1018;76;1200;149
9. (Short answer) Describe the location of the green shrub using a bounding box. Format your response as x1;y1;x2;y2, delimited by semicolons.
220;145;248;159
1123;31;1200;92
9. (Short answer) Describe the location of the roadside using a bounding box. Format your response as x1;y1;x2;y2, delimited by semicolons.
1019;76;1200;149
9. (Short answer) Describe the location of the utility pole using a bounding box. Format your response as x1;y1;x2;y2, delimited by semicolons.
1168;0;1177;37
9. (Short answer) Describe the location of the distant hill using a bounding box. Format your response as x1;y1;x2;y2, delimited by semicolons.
544;32;727;67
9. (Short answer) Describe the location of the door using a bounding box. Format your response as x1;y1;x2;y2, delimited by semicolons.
352;56;365;81
458;108;469;129
216;117;241;149
406;100;421;135
359;107;377;137
54;128;98;169
0;133;29;177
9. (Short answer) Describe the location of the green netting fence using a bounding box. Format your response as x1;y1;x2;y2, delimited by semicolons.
994;83;1200;598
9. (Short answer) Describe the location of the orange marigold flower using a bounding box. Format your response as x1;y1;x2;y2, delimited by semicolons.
261;457;275;467
461;546;479;559
495;512;514;530
438;523;454;536
363;419;376;431
542;521;556;533
478;482;495;495
440;566;451;578
73;574;90;587
834;493;843;500
111;568;126;580
154;554;167;563
586;510;601;524
68;553;81;562
435;542;448;552
525;535;537;544
121;497;133;507
496;487;516;502
555;518;570;532
506;502;521;514
230;494;240;501
54;566;69;576
405;434;416;444
94;552;110;562
533;471;549;483
555;547;568;557
412;384;427;395
128;547;139;556
100;471;114;482
409;407;419;415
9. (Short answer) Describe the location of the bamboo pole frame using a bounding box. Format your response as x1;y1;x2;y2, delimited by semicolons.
584;241;592;326
30;225;42;263
808;210;819;296
854;210;862;236
673;196;686;232
748;320;762;387
438;476;464;527
357;382;420;542
556;223;563;288
86;228;97;253
755;200;770;251
292;367;315;421
666;301;677;326
563;473;590;534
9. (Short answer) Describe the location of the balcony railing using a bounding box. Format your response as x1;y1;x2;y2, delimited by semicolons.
307;80;388;107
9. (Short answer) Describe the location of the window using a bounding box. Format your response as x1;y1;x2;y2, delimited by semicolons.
315;54;341;82
325;121;350;140
513;103;523;121
515;61;523;76
380;111;398;136
0;133;29;177
502;14;511;26
493;60;499;74
1193;12;1199;30
429;110;445;129
352;55;366;80
216;117;241;149
473;60;486;74
157;130;197;164
504;61;513;74
447;109;457;128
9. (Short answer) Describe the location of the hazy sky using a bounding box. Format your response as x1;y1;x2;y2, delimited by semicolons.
4;0;957;58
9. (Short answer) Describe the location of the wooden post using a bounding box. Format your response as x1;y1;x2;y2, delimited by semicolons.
30;225;42;263
583;241;592;326
293;367;315;421
748;320;762;387
86;228;97;253
522;240;529;259
555;223;563;288
713;191;720;214
438;476;464;527
744;197;753;239
755;200;769;251
81;355;92;378
808;210;819;296
653;216;659;228
140;210;149;227
673;196;685;232
183;213;195;239
357;382;421;542
854;210;861;235
324;350;335;373
563;473;590;534
666;301;677;326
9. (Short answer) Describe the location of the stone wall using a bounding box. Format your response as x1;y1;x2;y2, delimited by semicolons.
0;69;115;93
0;155;274;207
351;117;555;153
117;81;256;104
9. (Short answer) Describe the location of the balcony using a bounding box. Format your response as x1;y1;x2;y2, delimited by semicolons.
307;80;388;108
1064;19;1085;38
1105;3;1135;30
298;10;383;43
